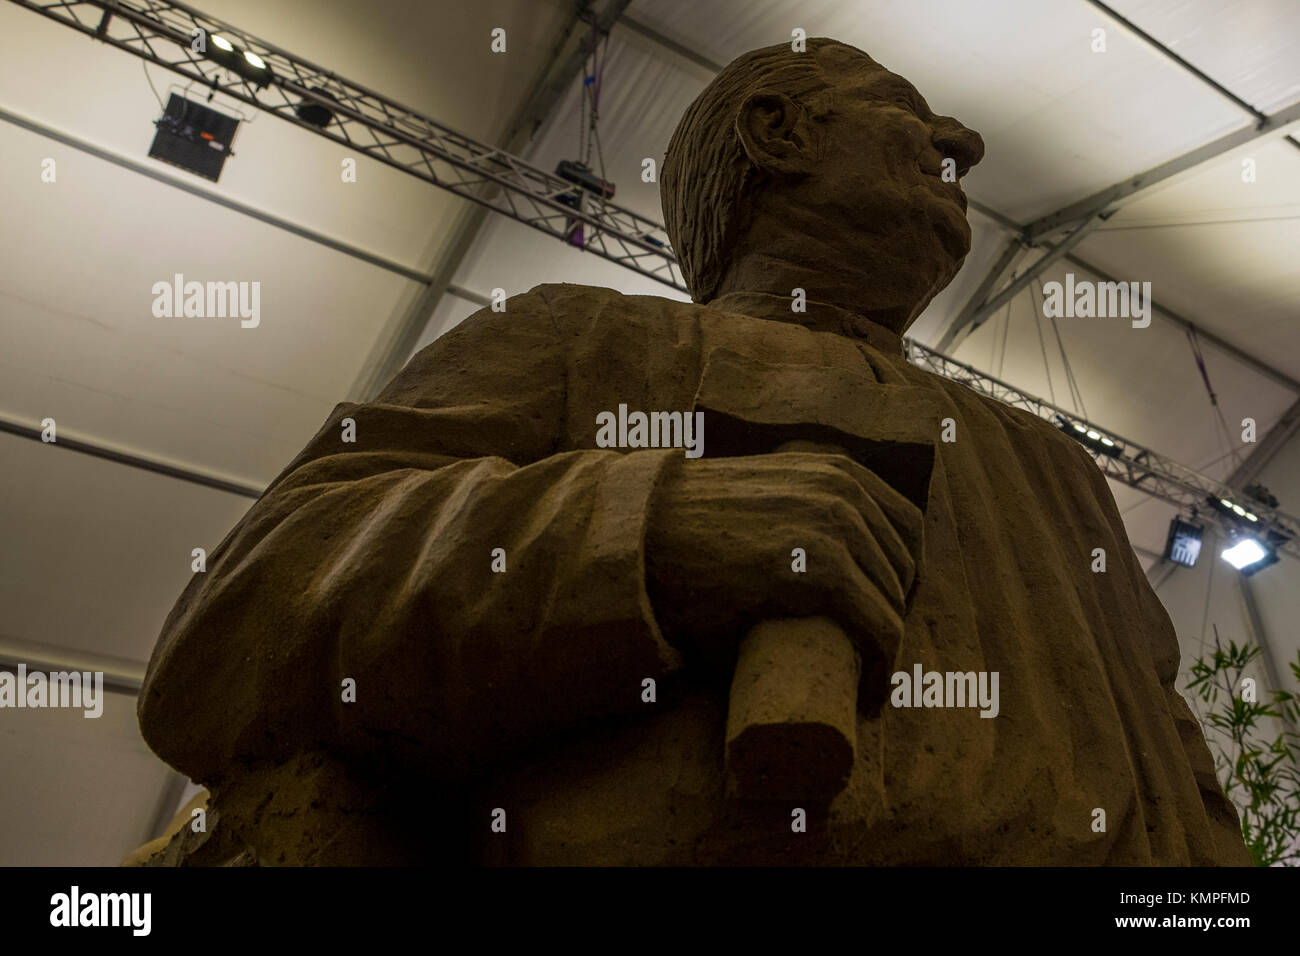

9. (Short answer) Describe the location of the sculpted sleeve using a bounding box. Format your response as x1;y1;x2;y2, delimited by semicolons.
137;286;685;783
1138;577;1254;865
1066;438;1251;864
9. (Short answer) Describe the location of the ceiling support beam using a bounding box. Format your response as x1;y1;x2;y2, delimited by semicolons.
936;213;1106;351
1226;397;1300;491
933;237;1026;353
1062;251;1300;395
0;413;263;499
0;633;145;695
1084;0;1300;155
620;14;726;74
930;220;1300;392
1238;572;1299;732
1021;96;1300;244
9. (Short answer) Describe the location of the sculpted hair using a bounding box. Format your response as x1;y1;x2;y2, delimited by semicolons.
661;39;847;303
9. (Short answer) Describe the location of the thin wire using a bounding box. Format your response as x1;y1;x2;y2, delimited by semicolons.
1032;280;1058;407
142;60;166;112
995;296;1012;379
1037;275;1089;419
591;29;610;187
993;269;1016;379
1198;550;1218;661
581;10;598;167
1187;328;1243;471
577;65;588;163
989;301;998;369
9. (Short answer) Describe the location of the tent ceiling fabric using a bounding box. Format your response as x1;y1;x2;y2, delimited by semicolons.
2;0;1298;863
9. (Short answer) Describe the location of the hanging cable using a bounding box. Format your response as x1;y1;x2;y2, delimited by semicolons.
583;16;611;210
995;294;1012;379
142;60;166;112
1031;277;1058;407
1187;327;1242;472
988;301;998;370
1035;276;1089;419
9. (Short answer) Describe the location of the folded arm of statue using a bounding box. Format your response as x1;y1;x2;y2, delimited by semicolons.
137;293;688;787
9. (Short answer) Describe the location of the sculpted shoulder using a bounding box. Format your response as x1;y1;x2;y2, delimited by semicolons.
914;363;1100;464
425;283;704;347
523;282;705;332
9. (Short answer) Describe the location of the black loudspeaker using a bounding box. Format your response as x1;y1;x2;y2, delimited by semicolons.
1163;517;1203;568
148;94;240;182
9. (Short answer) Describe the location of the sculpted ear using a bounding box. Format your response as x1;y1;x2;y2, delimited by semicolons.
735;91;815;177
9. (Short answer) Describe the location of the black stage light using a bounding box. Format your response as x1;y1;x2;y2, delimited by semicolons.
1056;416;1123;456
148;93;239;182
205;33;273;88
295;87;339;129
1163;517;1203;568
1208;495;1261;525
1244;482;1279;509
554;161;616;250
556;159;615;199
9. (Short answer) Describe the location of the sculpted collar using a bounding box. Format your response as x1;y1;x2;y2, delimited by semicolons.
707;291;906;356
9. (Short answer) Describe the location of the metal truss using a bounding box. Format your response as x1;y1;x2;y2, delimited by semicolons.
905;339;1300;561
10;0;686;290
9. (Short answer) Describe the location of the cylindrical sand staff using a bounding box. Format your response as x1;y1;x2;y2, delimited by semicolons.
724;439;925;803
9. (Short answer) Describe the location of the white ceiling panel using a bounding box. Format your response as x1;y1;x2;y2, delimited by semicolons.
0;692;172;865
625;0;1249;223
1;116;423;480
0;431;251;662
1110;0;1300;114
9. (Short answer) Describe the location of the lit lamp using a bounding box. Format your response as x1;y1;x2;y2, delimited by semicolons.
1058;417;1122;456
205;33;273;88
1221;536;1278;576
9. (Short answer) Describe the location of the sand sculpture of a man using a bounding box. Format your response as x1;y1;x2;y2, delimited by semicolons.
136;38;1250;866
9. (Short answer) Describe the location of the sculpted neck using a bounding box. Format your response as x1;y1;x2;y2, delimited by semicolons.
706;207;924;337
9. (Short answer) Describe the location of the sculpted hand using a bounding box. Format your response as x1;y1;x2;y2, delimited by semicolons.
645;452;923;678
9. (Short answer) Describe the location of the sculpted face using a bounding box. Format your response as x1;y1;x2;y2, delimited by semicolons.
815;46;982;265
730;43;985;332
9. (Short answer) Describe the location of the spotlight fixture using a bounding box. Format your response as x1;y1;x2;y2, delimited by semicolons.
1210;496;1259;523
554;160;616;249
1058;418;1122;455
202;33;273;88
148;92;239;182
1163;517;1203;568
1244;482;1279;509
1221;536;1277;575
295;87;339;129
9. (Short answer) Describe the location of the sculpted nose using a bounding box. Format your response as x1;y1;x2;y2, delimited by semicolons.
931;119;984;176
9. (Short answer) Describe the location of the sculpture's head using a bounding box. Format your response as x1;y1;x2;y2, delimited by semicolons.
662;39;984;335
